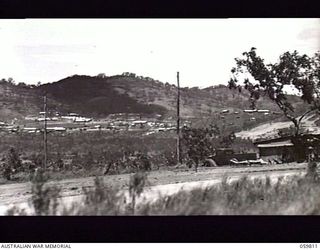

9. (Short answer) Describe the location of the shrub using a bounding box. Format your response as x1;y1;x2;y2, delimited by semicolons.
0;132;178;179
306;161;319;182
30;169;61;215
138;174;320;215
1;147;22;180
54;153;64;171
71;176;123;215
129;171;148;215
7;172;320;215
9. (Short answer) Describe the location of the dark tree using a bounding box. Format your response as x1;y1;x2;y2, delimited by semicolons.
84;151;95;170
221;132;236;148
181;125;219;172
1;148;22;180
55;152;64;170
6;147;22;171
7;77;15;85
97;73;107;78
228;48;320;136
17;82;27;88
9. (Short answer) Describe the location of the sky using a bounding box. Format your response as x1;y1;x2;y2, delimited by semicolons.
0;18;319;88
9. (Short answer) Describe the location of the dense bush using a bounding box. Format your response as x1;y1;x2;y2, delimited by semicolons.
0;132;177;181
181;125;221;171
1;148;22;180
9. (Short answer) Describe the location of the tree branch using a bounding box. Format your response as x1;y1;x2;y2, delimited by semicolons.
297;108;317;125
274;100;300;135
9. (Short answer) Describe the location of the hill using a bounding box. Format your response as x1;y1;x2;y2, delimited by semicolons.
37;75;166;118
0;73;308;132
0;82;42;121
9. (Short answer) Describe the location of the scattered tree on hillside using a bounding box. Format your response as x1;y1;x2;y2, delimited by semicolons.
228;48;320;136
7;77;15;85
17;82;27;88
0;78;15;85
97;73;107;78
122;72;136;78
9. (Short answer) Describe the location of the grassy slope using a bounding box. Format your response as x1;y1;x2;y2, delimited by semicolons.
0;74;308;133
38;75;167;118
0;84;40;121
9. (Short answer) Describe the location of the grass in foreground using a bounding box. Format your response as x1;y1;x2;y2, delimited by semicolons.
6;164;320;215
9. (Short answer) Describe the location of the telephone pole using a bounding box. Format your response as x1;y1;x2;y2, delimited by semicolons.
176;72;181;164
43;94;47;169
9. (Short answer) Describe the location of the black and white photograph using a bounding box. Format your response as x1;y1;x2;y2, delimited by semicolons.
0;18;319;216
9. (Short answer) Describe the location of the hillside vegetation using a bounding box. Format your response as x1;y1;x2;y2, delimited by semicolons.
0;83;41;120
0;74;306;129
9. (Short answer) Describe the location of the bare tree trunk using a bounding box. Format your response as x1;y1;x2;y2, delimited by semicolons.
294;122;300;137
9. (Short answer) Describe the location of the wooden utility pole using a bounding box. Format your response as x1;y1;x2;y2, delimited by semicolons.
43;94;47;169
176;72;181;164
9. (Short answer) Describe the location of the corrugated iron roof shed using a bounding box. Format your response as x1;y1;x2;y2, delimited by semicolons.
257;140;294;148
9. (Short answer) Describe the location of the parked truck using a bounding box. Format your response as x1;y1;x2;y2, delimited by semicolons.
203;148;258;167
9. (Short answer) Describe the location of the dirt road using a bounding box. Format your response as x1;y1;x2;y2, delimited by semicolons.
0;163;307;215
236;113;320;140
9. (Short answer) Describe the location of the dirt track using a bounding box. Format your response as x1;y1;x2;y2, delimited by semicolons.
236;114;320;140
0;163;307;211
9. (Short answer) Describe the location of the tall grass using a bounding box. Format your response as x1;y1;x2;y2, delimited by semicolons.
6;169;61;216
141;173;320;215
6;169;320;215
64;176;125;215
